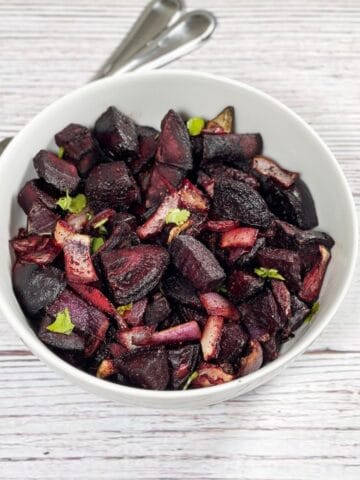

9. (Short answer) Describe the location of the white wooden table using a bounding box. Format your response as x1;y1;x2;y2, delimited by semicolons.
1;1;359;478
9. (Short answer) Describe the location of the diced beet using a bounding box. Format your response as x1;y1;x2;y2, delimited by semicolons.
192;363;234;387
122;297;148;327
212;178;271;228
109;212;137;231
33;150;80;193
54;220;74;247
299;245;331;303
117;347;169;390
201;316;224;361
168;344;200;389
55;123;96;175
220;227;258;249
117;326;154;351
18;179;57;214
286;295;310;333
295;229;335;249
203;133;262;164
252;155;299;188
101;245;169;304
63;233;98;284
107;343;127;358
197;170;215;197
178;179;209;213
13;263;66;316
169;235;225;292
257;246;302;291
85;161;139;213
191;135;204;166
271;279;291;326
182;212;207;238
11;235;61;265
142;321;201;347
205;106;234;134
65;210;89;233
47;288;109;357
137;191;179;240
144;292;171;327
227;270;264;303
162;274;202;309
27;201;60;235
156;109;192;170
86;209;116;234
264;178;318;229
205;164;260;190
94;106;138;159
218;323;248;363
177;305;207;328
299;243;322;275
227;237;266;267
129;126;159;175
206;220;239;233
240;289;282;338
145;163;183;209
262;334;281;362
199;293;240;320
38;315;85;352
238;340;263;376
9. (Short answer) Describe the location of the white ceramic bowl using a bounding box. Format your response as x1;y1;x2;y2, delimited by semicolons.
0;70;357;408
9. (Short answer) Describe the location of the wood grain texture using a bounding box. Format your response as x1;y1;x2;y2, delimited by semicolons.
0;1;359;479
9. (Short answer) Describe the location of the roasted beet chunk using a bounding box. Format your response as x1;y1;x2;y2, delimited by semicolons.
257;247;302;291
238;340;263;376
117;347;169;390
18;179;57;214
101;245;169;304
145;163;183;209
227;270;264;303
156;109;192;170
218;323;248;363
264;178;318;229
203;133;262;164
33;150;80;193
27;201;60;235
241;289;282;339
299;245;331;303
286;295;310;333
271;279;291;326
85;161;139;212
205;164;260;190
252;155;299;188
13;263;66;316
162;274;202;309
129;126;159;175
144;292;171;327
11;234;61;265
212;178;271;228
169;235;225;292
38;315;85;352
168;344;200;390
94;106;138;158
55;123;96;175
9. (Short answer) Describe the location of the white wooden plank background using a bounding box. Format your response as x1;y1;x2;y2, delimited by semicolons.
0;1;360;478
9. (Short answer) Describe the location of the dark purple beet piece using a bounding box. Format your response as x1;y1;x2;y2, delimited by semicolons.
94;106;138;158
240;289;282;338
38;315;85;351
145;163;184;209
100;245;169;304
203;133;262;164
295;229;335;249
11;234;61;265
218;323;248;363
257;246;302;291
129;125;159;175
177;305;207;329
13;263;66;316
252;155;299;188
212;177;272;228
108;212;137;231
238;339;263;376
286;295;310;333
33;150;80;193
144;292;171;327
18;179;57;214
168;344;200;389
271;279;291;326
162;274;202;309
227;237;266;267
227;270;264;303
85;161;139;212
261;334;281;362
122;297;148;327
264;178;318;229
27;201;60;235
169;235;225;292
205;164;260;190
156;109;192;170
117;347;169;390
55;123;96;175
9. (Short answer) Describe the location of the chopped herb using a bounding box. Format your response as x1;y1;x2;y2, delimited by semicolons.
46;308;74;335
254;267;285;281
165;208;190;226
58;146;65;159
86;212;93;221
56;190;87;214
187;117;205;136
216;285;228;294
91;236;105;254
304;301;320;324
117;303;133;316
93;218;108;235
183;371;199;390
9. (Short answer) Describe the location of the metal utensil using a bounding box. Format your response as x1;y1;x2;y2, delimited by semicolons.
0;5;216;153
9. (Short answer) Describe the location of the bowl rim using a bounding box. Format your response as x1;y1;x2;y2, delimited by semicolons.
1;69;358;401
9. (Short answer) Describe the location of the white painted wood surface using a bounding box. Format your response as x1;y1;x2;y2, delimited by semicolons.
0;1;359;478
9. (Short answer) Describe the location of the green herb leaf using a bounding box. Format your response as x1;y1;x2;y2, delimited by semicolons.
86;212;93;221
216;285;228;295
116;303;133;316
187;117;205;136
46;308;75;335
304;301;320;324
91;236;105;254
165;208;191;226
56;190;87;214
183;371;199;390
93;218;108;235
58;146;65;159
254;267;285;281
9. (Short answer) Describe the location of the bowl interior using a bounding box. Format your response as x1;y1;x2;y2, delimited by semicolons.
0;71;356;407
